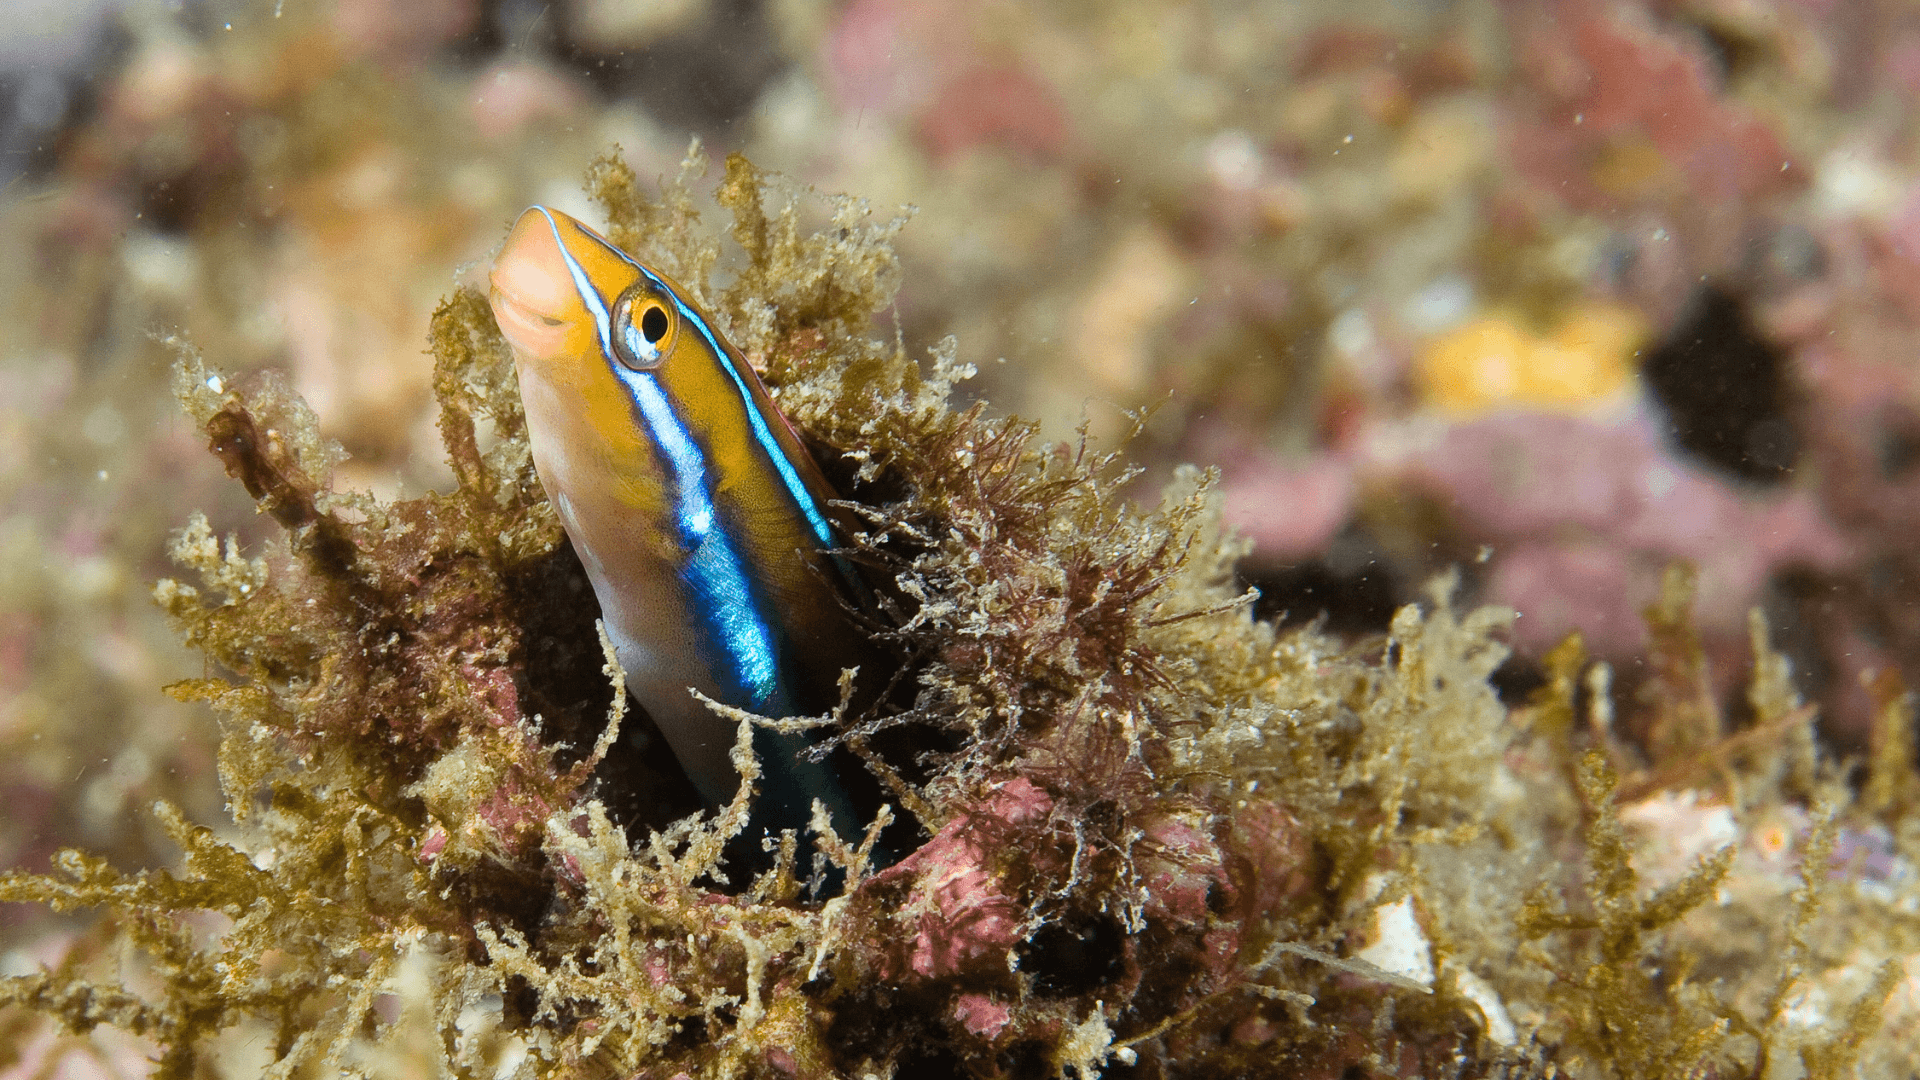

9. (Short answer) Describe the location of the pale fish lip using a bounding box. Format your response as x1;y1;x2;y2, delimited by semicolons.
487;271;571;355
488;209;580;331
487;274;534;321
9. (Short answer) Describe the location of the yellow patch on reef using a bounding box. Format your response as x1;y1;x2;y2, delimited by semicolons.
1414;302;1648;414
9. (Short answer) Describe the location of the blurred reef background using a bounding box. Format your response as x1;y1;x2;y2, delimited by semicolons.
1;0;1920;1077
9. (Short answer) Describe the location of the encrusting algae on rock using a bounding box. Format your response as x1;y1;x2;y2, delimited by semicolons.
1;147;1917;1079
1413;302;1649;416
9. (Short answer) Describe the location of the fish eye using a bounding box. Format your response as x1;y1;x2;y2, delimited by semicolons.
640;304;669;343
610;288;672;371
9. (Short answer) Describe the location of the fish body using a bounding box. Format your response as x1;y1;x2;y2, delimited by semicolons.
488;206;871;839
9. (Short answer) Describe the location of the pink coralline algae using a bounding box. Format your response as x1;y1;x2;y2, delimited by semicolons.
1402;408;1851;656
1218;456;1357;562
1136;806;1227;928
1218;399;1851;661
951;992;1014;1039
825;0;943;114
468;61;589;142
869;776;1054;980
916;66;1070;162
1564;15;1793;201
1510;6;1798;208
824;0;1069;161
1225;800;1316;927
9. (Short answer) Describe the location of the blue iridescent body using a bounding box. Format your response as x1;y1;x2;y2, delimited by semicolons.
488;206;870;840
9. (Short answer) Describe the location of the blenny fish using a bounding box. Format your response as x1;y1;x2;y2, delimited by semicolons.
488;206;880;853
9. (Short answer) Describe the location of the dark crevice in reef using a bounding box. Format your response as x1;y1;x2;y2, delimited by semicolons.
887;1045;973;1080
1241;535;1402;637
824;985;956;1076
504;538;708;832
1682;16;1771;91
1641;284;1800;483
1017;913;1128;998
799;427;962;844
1486;651;1550;708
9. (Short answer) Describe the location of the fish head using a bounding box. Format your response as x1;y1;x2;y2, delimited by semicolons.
489;205;732;394
491;207;651;364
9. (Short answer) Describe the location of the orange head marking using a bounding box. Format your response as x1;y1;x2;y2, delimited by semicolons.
490;208;643;366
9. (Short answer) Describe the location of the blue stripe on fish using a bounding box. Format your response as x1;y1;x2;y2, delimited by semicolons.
619;370;782;708
539;209;615;356
633;265;839;552
555;221;839;554
650;282;876;608
540;210;784;709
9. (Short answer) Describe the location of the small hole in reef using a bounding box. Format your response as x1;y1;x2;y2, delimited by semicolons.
506;538;703;831
641;304;669;343
999;1040;1054;1077
500;976;540;1028
1018;914;1127;997
1242;528;1401;636
1488;652;1548;707
890;1045;972;1080
1685;18;1768;88
1640;285;1798;483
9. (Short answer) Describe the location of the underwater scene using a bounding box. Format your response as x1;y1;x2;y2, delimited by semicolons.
0;0;1918;1076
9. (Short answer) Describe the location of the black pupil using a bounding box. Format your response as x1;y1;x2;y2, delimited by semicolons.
640;305;668;343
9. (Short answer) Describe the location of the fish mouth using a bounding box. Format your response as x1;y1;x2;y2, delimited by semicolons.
487;205;588;349
488;278;554;348
488;273;551;326
487;248;576;359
